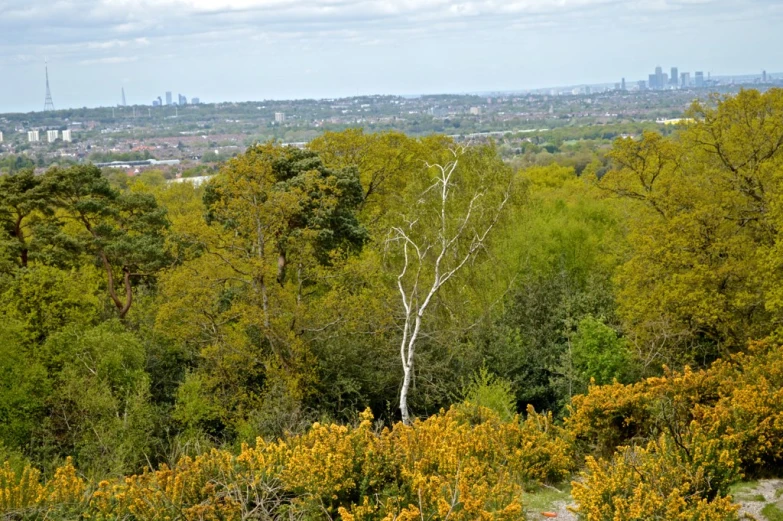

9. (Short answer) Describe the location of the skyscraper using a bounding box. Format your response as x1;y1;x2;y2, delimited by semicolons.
670;67;679;86
655;66;664;90
178;94;187;105
763;70;768;83
166;92;172;105
680;72;690;87
649;74;657;90
621;77;626;91
695;71;705;87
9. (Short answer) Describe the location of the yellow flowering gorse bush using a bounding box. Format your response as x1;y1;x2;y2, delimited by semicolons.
1;406;574;520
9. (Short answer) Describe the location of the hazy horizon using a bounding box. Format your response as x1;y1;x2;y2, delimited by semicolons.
1;0;781;113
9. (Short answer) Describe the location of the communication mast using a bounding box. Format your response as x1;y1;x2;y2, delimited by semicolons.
43;60;55;111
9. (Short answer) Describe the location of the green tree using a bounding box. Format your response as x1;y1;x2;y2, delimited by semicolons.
0;169;52;267
601;89;783;367
45;165;170;318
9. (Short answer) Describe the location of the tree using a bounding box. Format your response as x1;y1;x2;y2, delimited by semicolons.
157;144;369;439
601;89;783;367
0;170;52;267
387;145;512;424
309;129;449;229
45;165;170;318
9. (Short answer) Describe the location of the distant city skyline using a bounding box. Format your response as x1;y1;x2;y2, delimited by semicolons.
1;0;782;113
14;65;778;115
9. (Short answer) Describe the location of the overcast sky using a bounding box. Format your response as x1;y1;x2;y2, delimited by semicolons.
0;0;780;113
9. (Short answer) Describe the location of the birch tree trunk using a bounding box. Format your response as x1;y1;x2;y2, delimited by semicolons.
389;147;511;424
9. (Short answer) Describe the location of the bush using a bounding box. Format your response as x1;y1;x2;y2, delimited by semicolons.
567;339;783;476
572;433;740;521
1;407;577;520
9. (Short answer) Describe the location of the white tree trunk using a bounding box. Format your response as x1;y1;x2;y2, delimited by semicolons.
391;149;510;424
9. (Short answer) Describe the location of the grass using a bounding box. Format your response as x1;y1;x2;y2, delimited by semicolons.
729;480;765;502
524;483;572;514
762;503;783;521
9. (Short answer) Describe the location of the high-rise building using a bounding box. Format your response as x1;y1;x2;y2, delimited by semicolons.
695;71;705;88
0;131;4;143
638;80;647;91
166;92;172;105
178;94;187;105
670;67;679;86
655;66;664;90
648;74;657;90
62;129;72;142
28;130;40;143
191;97;200;105
275;112;286;123
621;77;626;91
47;130;59;143
763;70;768;83
680;72;690;87
153;100;160;107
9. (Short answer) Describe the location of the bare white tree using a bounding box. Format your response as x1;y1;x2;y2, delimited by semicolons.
388;147;511;425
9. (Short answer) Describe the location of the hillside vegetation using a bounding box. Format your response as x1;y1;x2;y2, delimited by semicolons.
2;89;783;520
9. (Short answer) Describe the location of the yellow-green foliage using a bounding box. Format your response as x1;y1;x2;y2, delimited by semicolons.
572;436;740;521
568;339;783;475
1;407;574;520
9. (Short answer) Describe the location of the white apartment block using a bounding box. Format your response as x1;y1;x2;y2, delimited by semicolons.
0;131;4;143
28;130;40;143
274;112;286;123
62;129;72;142
47;130;59;143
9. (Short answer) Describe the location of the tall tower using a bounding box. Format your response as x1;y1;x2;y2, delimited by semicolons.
43;60;55;112
122;87;127;107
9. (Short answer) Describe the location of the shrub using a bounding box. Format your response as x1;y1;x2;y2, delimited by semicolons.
1;407;577;520
567;339;783;476
572;434;740;521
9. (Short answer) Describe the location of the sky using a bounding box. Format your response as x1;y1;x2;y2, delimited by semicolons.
0;0;781;113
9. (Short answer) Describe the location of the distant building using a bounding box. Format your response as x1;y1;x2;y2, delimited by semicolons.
274;112;286;123
655;66;664;89
638;80;647;91
28;130;40;143
62;129;72;142
670;67;679;86
621;77;626;91
648;74;657;90
178;94;187;105
47;130;59;143
191;97;200;104
469;106;482;115
166;92;172;105
763;70;768;83
153;100;160;107
680;72;691;87
695;71;705;87
0;131;3;143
